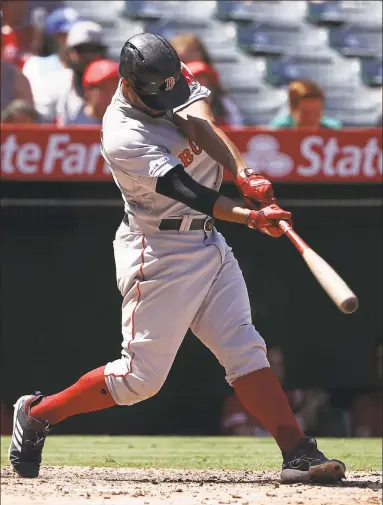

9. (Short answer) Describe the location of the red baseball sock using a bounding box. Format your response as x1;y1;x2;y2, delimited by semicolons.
30;366;116;425
233;367;305;453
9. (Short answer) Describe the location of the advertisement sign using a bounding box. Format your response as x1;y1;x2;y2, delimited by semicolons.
1;125;381;182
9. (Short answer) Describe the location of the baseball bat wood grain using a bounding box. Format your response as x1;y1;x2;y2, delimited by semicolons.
277;220;359;314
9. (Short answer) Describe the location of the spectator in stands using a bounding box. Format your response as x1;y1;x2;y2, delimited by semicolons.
1;99;40;123
1;0;40;68
221;346;336;436
351;341;382;437
185;60;244;128
270;80;341;129
171;33;213;66
171;33;244;128
22;6;82;122
55;20;107;125
43;6;81;67
68;59;119;125
1;59;34;112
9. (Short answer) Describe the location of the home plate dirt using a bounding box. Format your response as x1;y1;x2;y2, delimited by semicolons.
1;467;382;505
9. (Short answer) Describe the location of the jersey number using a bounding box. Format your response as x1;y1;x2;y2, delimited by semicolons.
178;139;202;168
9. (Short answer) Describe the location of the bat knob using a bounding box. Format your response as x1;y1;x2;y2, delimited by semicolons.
340;296;359;314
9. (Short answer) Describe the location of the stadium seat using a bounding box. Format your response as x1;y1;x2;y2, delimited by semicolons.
123;0;216;21
236;22;327;57
145;19;240;63
361;57;383;87
266;48;361;90
123;1;181;21
329;24;383;59
63;0;382;127
215;0;307;26
229;85;288;125
324;86;382;126
171;1;217;21
307;0;382;27
64;0;124;24
215;56;267;89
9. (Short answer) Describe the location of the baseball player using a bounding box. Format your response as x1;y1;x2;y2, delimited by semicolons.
9;33;345;484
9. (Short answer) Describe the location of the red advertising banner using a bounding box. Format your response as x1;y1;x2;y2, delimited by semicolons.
1;125;382;182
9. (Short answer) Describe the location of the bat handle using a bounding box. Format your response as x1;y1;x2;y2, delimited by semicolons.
277;219;292;233
278;220;310;255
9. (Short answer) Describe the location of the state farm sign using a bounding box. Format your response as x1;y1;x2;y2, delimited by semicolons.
1;127;111;180
1;125;382;182
228;128;382;182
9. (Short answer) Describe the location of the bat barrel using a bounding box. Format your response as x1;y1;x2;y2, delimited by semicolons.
340;296;359;314
302;248;359;314
278;220;359;314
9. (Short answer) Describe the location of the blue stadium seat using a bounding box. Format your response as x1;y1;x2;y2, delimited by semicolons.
361;57;383;87
307;1;382;27
265;49;361;90
123;0;182;21
145;19;209;40
236;22;327;57
64;0;123;24
215;0;307;26
123;0;216;21
215;57;267;89
229;85;288;125
329;24;383;59
324;86;382;126
145;19;240;63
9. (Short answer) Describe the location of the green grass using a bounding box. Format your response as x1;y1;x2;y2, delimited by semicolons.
1;436;381;471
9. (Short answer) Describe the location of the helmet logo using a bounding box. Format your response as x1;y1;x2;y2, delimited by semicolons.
164;76;176;91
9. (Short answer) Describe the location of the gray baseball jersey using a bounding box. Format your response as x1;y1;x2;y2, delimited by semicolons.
101;70;269;406
101;77;223;233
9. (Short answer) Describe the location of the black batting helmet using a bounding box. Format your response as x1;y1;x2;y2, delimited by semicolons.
119;33;190;111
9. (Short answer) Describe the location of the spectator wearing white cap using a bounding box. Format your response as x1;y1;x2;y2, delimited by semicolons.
69;59;119;125
55;20;107;125
22;7;82;122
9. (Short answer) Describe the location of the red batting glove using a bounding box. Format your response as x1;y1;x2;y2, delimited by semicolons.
246;204;292;238
236;168;276;208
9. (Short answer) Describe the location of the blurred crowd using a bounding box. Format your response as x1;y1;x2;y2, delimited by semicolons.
2;0;345;130
221;341;382;438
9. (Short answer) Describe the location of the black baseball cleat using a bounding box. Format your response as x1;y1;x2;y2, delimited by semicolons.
9;393;50;478
280;437;346;484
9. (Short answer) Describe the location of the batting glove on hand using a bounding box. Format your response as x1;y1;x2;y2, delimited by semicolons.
236;168;276;208
246;204;292;238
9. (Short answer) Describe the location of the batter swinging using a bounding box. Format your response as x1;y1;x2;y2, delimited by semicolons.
9;33;346;484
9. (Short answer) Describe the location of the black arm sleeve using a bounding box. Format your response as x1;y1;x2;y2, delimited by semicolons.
155;164;220;216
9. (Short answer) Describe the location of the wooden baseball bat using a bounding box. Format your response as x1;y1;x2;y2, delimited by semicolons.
278;220;359;314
